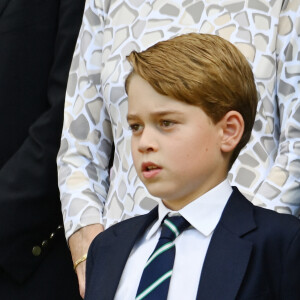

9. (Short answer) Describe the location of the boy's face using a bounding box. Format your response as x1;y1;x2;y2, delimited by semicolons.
127;75;228;210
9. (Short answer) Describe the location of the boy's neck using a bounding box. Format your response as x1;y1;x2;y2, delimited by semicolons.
162;177;229;211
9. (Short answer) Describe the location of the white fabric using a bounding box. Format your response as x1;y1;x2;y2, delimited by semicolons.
115;180;232;299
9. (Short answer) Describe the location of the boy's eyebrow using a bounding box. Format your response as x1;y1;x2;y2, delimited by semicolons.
127;114;137;122
127;110;183;121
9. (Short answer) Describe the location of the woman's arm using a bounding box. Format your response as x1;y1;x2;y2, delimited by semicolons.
57;0;111;296
254;1;300;214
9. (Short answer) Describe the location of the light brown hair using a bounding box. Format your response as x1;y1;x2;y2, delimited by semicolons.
126;33;258;168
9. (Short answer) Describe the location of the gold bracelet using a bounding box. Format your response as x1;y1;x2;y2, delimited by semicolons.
73;253;87;271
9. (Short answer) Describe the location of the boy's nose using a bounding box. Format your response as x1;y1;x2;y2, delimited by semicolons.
138;128;158;153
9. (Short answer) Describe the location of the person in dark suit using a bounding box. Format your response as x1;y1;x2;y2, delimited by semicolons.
85;33;300;300
0;0;84;298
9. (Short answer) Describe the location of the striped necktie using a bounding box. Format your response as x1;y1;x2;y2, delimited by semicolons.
136;215;190;300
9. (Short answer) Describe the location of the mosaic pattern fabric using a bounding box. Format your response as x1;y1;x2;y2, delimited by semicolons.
57;0;300;239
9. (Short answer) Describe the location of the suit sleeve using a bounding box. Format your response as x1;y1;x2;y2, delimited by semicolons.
57;0;114;240
0;0;84;282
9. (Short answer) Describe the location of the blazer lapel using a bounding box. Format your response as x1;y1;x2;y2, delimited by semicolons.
197;188;256;300
96;207;159;299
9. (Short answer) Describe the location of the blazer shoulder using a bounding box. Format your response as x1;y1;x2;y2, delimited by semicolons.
232;186;300;231
252;204;300;243
225;187;300;239
254;204;300;228
90;206;159;249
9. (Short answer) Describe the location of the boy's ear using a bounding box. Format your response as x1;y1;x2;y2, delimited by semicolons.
219;111;244;153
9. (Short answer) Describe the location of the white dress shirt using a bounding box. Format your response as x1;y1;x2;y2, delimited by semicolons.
115;180;232;299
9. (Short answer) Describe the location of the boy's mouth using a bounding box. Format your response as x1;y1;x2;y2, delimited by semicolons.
141;162;161;172
141;162;162;179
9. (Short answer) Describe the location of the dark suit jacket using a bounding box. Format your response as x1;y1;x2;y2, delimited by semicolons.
85;188;300;300
0;0;84;298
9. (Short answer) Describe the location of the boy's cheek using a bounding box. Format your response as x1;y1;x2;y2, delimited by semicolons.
131;141;138;162
131;153;140;174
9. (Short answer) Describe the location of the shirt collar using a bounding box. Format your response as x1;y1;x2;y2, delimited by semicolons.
146;179;232;239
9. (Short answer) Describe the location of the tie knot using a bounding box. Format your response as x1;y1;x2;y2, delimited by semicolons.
160;215;190;242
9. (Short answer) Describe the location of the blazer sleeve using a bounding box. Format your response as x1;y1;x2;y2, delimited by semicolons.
0;0;84;283
57;0;114;240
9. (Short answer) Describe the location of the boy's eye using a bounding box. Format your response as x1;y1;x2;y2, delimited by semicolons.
160;120;174;127
129;124;142;132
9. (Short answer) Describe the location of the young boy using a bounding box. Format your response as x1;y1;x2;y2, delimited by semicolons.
84;33;300;300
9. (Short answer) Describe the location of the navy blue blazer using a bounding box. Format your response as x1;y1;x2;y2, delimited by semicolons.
85;188;300;300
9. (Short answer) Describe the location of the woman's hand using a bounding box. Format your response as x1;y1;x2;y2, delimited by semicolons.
69;224;104;298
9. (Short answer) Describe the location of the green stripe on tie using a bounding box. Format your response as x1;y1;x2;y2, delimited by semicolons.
164;219;179;237
136;270;173;300
145;242;174;268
